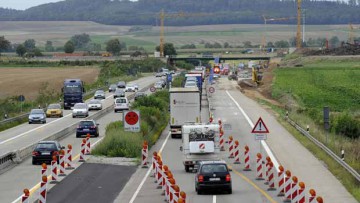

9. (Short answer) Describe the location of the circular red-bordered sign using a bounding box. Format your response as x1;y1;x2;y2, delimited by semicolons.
150;86;156;92
209;87;215;93
125;111;139;125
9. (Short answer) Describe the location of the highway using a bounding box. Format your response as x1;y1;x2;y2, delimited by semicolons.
115;77;357;203
0;75;160;203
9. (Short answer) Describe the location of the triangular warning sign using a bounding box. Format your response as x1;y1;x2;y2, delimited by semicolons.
251;117;269;133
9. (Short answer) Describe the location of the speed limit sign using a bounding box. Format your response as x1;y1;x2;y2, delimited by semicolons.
209;87;215;93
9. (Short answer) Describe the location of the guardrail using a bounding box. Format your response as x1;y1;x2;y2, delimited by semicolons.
0;83;154;173
285;116;360;182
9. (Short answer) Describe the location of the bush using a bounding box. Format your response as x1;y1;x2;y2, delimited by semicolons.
333;113;360;139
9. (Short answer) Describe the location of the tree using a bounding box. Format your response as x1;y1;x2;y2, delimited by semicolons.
16;44;27;57
243;41;252;48
329;36;340;48
24;39;36;51
106;39;121;55
156;43;177;56
0;36;10;54
64;41;75;53
213;42;222;48
223;42;230;48
266;42;274;48
274;40;290;48
34;48;43;57
45;41;54;52
70;33;91;49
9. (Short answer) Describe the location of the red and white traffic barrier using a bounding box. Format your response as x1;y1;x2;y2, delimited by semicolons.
309;189;317;203
79;139;86;162
265;156;271;184
295;182;305;203
284;170;292;202
233;140;240;164
267;162;276;191
316;196;324;203
166;176;174;202
168;179;176;203
243;145;251;171
85;134;91;155
39;176;47;203
291;176;299;202
66;144;74;170
151;152;158;177
21;189;30;203
228;136;234;158
41;163;47;177
178;191;186;203
142;141;149;168
50;156;58;184
277;165;285;196
172;185;180;203
156;159;163;189
59;150;66;177
162;166;169;195
256;153;264;180
219;128;225;151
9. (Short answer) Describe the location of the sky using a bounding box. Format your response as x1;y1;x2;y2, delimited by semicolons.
0;0;350;10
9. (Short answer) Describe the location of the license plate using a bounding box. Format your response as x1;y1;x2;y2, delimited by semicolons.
77;111;81;113
209;178;220;181
42;152;51;155
83;129;89;131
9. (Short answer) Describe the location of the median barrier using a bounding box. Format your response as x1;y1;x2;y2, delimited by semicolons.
233;140;240;164
277;165;285;196
39;176;47;203
21;189;29;203
50;156;59;184
243;145;251;171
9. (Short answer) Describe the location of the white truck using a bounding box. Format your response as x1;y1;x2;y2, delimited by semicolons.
181;123;220;172
170;87;201;138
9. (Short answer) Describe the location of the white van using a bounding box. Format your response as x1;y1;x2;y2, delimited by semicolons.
181;123;220;172
114;97;129;113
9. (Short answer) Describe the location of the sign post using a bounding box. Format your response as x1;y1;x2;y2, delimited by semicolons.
251;117;270;153
18;95;25;112
123;110;141;132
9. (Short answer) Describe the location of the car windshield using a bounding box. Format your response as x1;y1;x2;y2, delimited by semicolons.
127;84;135;87
185;82;196;87
79;121;95;127
116;98;127;103
89;100;101;104
110;85;116;88
48;104;60;109
115;90;124;94
95;90;104;94
64;84;82;94
74;104;86;108
35;143;57;150
201;164;227;173
31;109;44;114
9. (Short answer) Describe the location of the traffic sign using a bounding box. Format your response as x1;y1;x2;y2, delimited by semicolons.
255;134;267;140
18;95;25;102
208;87;215;94
124;110;140;132
251;117;269;134
150;86;156;92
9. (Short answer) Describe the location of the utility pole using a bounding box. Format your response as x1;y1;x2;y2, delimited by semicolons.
302;9;306;43
296;0;302;48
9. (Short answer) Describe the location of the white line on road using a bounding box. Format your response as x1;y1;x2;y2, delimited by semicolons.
213;195;217;203
129;132;171;203
0;93;114;146
226;90;280;171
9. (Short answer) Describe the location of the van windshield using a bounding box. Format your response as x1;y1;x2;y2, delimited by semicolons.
116;99;127;103
64;85;82;94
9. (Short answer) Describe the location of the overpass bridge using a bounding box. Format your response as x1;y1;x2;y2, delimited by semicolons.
167;55;271;65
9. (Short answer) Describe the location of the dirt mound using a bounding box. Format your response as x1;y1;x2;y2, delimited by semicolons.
303;44;360;56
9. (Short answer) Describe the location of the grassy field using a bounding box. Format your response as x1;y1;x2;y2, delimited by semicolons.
1;21;358;51
0;66;100;100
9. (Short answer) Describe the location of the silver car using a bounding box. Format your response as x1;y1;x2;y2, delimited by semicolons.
108;84;117;92
29;109;46;124
113;89;125;98
125;84;137;92
72;103;89;118
88;99;103;111
94;90;106;99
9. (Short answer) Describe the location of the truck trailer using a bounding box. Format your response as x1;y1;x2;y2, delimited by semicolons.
170;87;201;138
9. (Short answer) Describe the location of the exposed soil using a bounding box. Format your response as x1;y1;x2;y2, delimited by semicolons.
0;67;99;100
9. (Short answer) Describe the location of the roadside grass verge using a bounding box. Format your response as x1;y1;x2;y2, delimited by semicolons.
92;90;170;159
257;98;360;201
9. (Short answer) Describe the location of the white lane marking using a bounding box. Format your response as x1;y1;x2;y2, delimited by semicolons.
0;92;114;146
213;195;217;203
225;90;280;171
129;132;171;203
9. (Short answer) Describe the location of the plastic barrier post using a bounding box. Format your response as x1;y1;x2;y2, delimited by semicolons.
291;176;298;202
66;144;75;169
284;170;292;202
85;134;91;155
277;166;285;196
79;139;86;162
267;162;276;191
228;137;234;158
309;189;317;203
141;143;148;168
256;153;264;180
243;145;251;171
38;176;47;203
21;189;30;203
233;140;241;164
59;150;66;177
296;182;305;203
50;156;58;184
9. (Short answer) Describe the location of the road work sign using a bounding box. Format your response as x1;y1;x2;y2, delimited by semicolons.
124;110;140;132
251;117;269;134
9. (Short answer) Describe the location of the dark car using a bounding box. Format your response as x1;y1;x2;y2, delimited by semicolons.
228;74;238;81
195;161;232;194
32;141;63;165
108;84;117;92
113;89;125;98
117;81;126;88
76;120;99;138
134;92;146;101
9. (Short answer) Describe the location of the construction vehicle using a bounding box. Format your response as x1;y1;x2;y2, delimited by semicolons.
102;52;112;57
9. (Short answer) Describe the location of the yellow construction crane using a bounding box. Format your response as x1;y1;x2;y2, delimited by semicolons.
296;0;302;48
159;9;209;57
262;15;296;49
